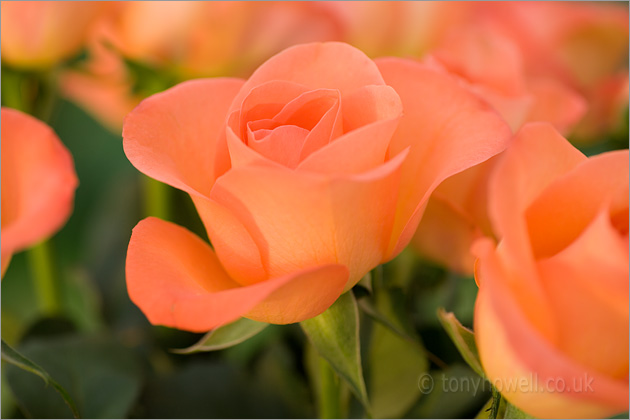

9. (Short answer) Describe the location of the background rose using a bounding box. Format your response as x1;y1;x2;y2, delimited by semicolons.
473;122;629;418
477;1;629;143
123;42;510;332
59;1;344;132
1;1;105;69
1;108;78;277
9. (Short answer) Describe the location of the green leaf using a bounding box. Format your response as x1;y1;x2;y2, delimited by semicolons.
437;308;485;378
5;334;142;419
2;339;79;418
503;401;533;419
300;292;370;412
369;322;428;418
172;318;268;354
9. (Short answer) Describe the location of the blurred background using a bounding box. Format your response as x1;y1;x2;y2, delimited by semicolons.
1;1;628;418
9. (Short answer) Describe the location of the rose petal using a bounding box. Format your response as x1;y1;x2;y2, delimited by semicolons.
226;111;283;169
238;80;311;136
297;85;402;174
299;92;343;159
248;124;308;168
376;58;512;259
538;208;628;379
526;149;628;258
525;78;587;135
475;239;629;419
272;88;340;130
432;24;527;96
126;217;349;331
210;152;407;289
488;122;586;287
1;108;77;257
123;78;244;197
191;196;266;286
228;42;385;112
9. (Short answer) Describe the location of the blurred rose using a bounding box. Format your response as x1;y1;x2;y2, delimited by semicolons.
1;108;78;277
60;27;140;133
1;1;105;69
478;1;629;141
473;122;629;418
60;1;345;131
104;1;344;78
428;24;587;134
122;42;510;331
328;1;471;58
411;24;587;274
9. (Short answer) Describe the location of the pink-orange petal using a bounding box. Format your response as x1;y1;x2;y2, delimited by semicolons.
475;240;629;419
1;108;77;256
375;58;512;259
122;78;244;198
297;84;402;174
238;80;311;136
228;42;385;113
210;152;406;289
526;149;629;259
525;78;587;135
488;123;586;282
126;217;349;331
248;125;308;169
191;195;267;286
297;116;400;175
537;209;629;378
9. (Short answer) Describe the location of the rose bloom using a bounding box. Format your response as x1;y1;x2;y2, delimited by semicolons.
473;122;629;419
326;1;472;58
1;1;105;69
410;22;587;275
103;1;344;78
477;1;629;142
1;108;78;277
123;42;510;331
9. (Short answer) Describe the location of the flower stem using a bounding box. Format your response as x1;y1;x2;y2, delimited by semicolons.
27;241;59;315
6;68;63;316
143;176;170;220
316;355;347;419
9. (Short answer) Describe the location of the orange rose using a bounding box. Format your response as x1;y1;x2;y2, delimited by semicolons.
1;108;78;277
123;42;510;331
473;122;629;418
478;1;629;142
427;24;587;135
1;1;105;69
328;1;472;58
103;1;344;78
411;23;586;274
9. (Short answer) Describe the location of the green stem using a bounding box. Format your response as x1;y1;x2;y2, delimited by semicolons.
1;68;28;112
143;176;170;220
27;241;59;315
317;355;346;419
33;69;58;122
5;68;63;316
